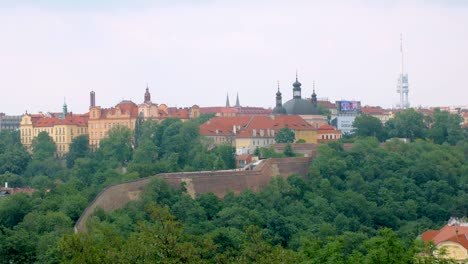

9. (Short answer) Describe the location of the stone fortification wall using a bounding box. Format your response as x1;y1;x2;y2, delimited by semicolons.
75;157;312;232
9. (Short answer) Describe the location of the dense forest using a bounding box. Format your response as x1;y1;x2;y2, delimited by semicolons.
0;110;466;263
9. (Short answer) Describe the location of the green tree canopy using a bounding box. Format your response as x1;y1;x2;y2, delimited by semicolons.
275;127;295;143
353;113;386;141
429;109;464;145
97;126;133;165
0;131;30;175
385;109;427;141
31;131;56;160
66;134;89;168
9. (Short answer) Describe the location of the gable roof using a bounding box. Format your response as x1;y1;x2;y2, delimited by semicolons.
421;225;468;249
33;114;88;127
199;115;314;138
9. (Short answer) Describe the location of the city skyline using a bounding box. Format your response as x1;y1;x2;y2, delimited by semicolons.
1;0;468;114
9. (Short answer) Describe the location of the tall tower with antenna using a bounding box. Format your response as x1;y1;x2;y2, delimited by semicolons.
397;34;410;109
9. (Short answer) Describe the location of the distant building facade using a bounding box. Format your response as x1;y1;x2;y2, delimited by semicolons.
200;115;329;155
20;104;89;157
89;87;200;147
361;106;392;124
272;76;328;127
0;113;21;131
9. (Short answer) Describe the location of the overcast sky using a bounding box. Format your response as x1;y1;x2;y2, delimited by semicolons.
1;0;467;115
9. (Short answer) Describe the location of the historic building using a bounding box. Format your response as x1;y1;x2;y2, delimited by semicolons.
361;106;392;124
316;125;342;143
88;97;139;147
272;76;328;127
20;104;88;157
199;115;320;155
88;87;200;147
420;218;468;261
0;113;21;131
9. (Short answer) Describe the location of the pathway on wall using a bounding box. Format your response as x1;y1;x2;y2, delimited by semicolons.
75;157;312;232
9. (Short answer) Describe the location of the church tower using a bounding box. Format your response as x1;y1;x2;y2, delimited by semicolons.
235;92;240;107
311;81;317;107
226;93;230;107
272;81;287;115
293;71;302;99
144;85;151;104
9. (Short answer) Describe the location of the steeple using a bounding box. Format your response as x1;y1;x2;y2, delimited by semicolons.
276;81;282;107
226;93;230;107
144;84;151;104
311;80;317;106
235;92;240;107
62;98;68;119
292;70;302;99
272;81;287;115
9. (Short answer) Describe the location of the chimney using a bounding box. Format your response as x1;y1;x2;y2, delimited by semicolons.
233;125;237;134
5;182;8;188
90;91;96;108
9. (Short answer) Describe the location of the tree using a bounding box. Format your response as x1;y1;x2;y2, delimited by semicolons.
31;131;56;160
196;113;216;125
213;144;236;169
133;112;144;148
283;143;295;157
66;134;89;168
97;126;133;165
0;131;30;174
385;109;427;141
275;127;295;143
429;109;464;145
353;114;386;141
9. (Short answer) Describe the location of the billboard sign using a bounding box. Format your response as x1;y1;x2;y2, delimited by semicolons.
337;101;361;113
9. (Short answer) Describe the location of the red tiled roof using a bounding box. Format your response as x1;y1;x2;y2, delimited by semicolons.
167;108;190;119
199;106;271;115
361;106;389;115
93;101;139;120
34;114;88;127
317;100;336;109
200;115;314;138
421;225;468;249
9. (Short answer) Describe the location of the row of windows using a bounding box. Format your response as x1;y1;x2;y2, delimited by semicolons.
321;134;340;140
252;139;274;146
90;122;133;129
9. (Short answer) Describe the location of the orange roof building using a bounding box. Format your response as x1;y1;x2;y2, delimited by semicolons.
20;104;89;157
317;124;342;143
420;218;468;261
89;87;200;147
200;115;335;155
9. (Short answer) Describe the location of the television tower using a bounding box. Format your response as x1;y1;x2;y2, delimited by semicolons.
397;34;410;109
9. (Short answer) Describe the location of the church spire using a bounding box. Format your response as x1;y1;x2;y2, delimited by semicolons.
62;98;68;119
235;92;240;107
292;71;302;99
226;93;230;107
144;84;151;103
311;80;317;106
272;80;287;115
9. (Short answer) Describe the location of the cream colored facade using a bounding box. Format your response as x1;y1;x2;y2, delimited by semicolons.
20;114;88;157
88;102;138;147
434;241;468;261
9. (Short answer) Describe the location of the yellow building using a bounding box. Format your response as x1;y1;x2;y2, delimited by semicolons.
421;218;468;262
88;99;139;147
20;105;88;157
199;115;318;155
88;88;200;147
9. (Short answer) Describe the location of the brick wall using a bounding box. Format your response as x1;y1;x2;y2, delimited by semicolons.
75;157;312;232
